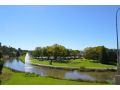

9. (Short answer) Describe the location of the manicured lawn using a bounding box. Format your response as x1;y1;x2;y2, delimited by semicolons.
0;68;111;85
19;55;25;63
19;55;116;68
31;58;116;69
1;56;115;85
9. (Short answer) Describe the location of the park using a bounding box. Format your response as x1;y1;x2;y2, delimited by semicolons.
0;43;117;85
0;5;119;85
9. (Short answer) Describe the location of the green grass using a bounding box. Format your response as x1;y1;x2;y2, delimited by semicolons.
31;58;116;69
19;55;25;63
1;56;115;85
19;55;116;68
0;68;112;85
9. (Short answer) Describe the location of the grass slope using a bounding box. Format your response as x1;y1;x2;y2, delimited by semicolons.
0;68;111;85
31;58;116;69
19;55;25;63
19;55;116;68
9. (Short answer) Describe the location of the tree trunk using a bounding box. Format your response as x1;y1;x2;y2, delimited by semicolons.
54;56;57;61
0;62;3;74
49;59;52;65
47;56;50;60
74;56;75;60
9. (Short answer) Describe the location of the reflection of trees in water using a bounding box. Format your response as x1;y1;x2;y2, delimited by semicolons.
45;68;67;79
16;58;20;62
4;58;20;65
81;71;116;82
6;58;14;63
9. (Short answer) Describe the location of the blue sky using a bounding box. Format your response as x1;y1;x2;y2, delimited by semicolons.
0;5;119;50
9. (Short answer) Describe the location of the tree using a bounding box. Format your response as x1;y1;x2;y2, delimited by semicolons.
0;52;3;59
99;46;109;64
84;47;99;61
83;46;116;65
32;44;81;64
16;51;20;57
71;50;80;60
107;49;117;65
0;42;1;47
46;46;53;60
42;47;47;60
0;45;18;57
32;47;42;58
52;44;67;60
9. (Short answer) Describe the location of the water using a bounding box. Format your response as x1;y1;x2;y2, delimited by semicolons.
4;58;25;72
3;53;116;82
65;71;95;81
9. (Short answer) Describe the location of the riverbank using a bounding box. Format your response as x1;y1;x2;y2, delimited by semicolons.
32;63;117;72
19;55;116;71
0;67;111;85
19;55;25;63
32;58;116;68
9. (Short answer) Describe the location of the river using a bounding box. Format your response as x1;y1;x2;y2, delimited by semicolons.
3;57;116;83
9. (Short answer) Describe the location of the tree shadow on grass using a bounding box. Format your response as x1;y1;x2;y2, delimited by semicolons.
0;60;4;85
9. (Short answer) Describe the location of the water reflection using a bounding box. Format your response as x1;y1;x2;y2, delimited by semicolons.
29;66;45;76
65;70;95;81
4;58;25;72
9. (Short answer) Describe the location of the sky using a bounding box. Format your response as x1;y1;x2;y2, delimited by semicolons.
0;5;120;50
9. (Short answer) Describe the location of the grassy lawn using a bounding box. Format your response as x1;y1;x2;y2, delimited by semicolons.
1;56;115;85
30;58;116;69
19;55;116;68
19;55;25;63
0;67;111;85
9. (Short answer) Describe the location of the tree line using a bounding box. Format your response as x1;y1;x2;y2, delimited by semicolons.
0;42;117;66
0;42;17;58
0;42;27;74
84;46;117;65
32;44;117;65
32;44;81;65
0;42;27;59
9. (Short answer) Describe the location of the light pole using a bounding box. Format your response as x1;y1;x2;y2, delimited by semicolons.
115;8;120;85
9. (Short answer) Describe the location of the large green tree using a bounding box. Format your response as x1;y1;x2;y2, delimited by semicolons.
32;47;43;58
0;52;2;59
32;44;81;65
52;44;67;60
84;46;117;65
99;46;109;64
